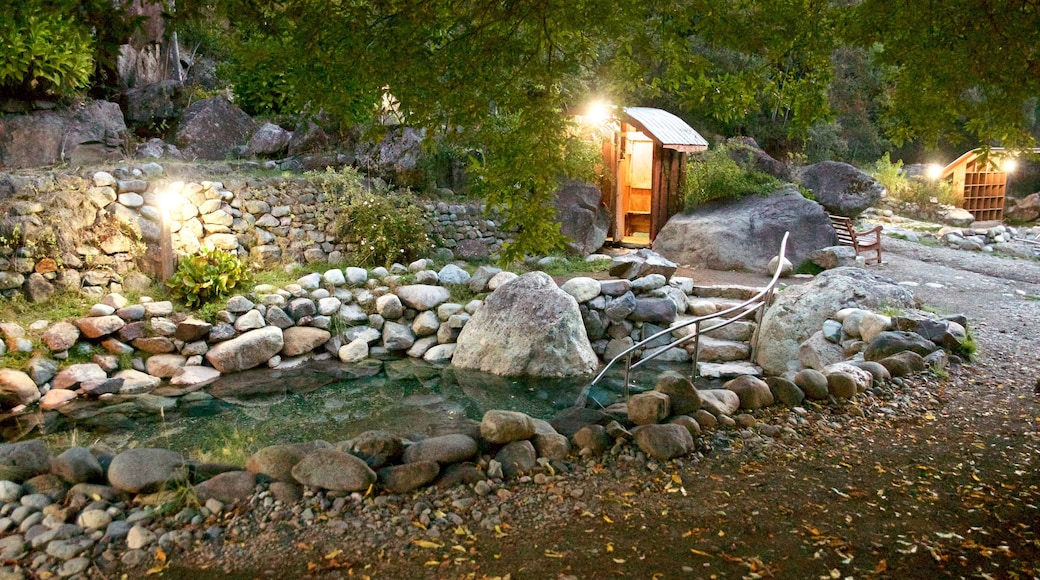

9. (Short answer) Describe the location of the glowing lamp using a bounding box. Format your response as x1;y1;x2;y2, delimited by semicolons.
925;163;944;180
1001;158;1018;173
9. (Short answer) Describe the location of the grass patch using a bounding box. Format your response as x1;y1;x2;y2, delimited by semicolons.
794;261;825;276
189;422;261;467
0;290;93;327
516;256;612;277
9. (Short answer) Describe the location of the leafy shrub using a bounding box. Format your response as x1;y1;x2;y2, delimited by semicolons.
221;36;296;115
167;247;251;308
0;8;93;99
684;147;781;210
870;153;958;206
316;167;434;268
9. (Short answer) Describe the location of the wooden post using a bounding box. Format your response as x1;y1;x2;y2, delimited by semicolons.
160;207;174;281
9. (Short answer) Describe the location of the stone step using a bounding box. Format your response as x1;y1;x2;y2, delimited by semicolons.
671;316;756;342
686;336;750;362
692;284;766;301
686;298;761;320
696;361;763;379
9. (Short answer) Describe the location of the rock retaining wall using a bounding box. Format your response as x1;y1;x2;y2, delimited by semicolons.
0;163;510;301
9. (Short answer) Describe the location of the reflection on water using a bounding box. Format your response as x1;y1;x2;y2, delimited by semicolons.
1;358;705;457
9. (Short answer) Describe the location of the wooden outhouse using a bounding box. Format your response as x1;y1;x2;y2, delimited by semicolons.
938;148;1021;222
601;107;708;245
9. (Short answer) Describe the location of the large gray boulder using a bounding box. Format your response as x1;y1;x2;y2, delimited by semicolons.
725;137;792;181
797;161;885;218
62;101;128;166
652;186;836;272
205;326;284;373
451;272;598;377
175;97;256;160
554;180;609;255
755;268;916;375
0;110;64;169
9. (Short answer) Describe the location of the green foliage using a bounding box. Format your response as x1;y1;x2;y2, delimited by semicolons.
166;247;251;308
684;146;781;210
317;167;434;268
870;153;957;206
220;35;296;115
521;256;612;277
0;7;93;99
0;291;93;329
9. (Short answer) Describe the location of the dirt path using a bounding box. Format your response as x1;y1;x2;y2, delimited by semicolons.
156;240;1040;580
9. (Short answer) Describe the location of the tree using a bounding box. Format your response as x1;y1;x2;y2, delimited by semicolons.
849;0;1040;149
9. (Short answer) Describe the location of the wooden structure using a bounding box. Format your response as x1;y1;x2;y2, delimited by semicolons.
602;108;708;245
829;214;883;264
938;148;1018;222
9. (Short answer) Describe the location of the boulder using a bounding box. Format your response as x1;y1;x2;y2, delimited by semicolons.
378;461;440;493
633;424;694;461
863;331;938;361
124;80;182;127
62;101;128;166
175;97;256;160
53;364;107;390
553;180;609;255
627;391;671;425
653;371;701;415
1005;192;1040;222
50;447;102;484
699;389;740;417
878;351;927;377
725;137;792;181
107;448;186;493
724;375;774;409
452;272;598;377
826;372;858;399
395;285;451;311
794;369;830;400
532;432;570;460
205;326;284;373
41;322;80;352
765;376;804;406
247;122;292;157
0;110;65;169
797;161;885;217
798;331;845;370
0;369;40;407
653;186;836;272
342;431;404;468
810;246;860;270
291;449;377;492
0;440;52;483
755;268;916;375
402;434;478;465
481;410;536;444
246;444;315;481
195;471;257;504
73;315;125;339
281;327;331;357
609;249;677;280
495;440;537;479
560;277;601;303
573;425;612;454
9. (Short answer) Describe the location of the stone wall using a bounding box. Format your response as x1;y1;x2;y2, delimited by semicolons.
0;163;511;301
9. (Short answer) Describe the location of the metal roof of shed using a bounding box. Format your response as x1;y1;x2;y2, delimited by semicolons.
622;107;708;152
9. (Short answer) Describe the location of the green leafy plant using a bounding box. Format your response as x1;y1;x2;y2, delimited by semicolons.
0;7;93;99
317;167;434;268
870;153;958;206
684;146;781;210
166;247;251;308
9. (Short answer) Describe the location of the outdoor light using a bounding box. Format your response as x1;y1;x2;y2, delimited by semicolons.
1001;158;1018;173
584;100;612;125
155;184;183;282
925;163;944;180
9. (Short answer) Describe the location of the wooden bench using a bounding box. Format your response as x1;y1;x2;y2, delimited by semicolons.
829;214;883;264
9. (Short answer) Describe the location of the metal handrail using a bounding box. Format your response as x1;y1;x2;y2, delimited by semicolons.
579;232;790;405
